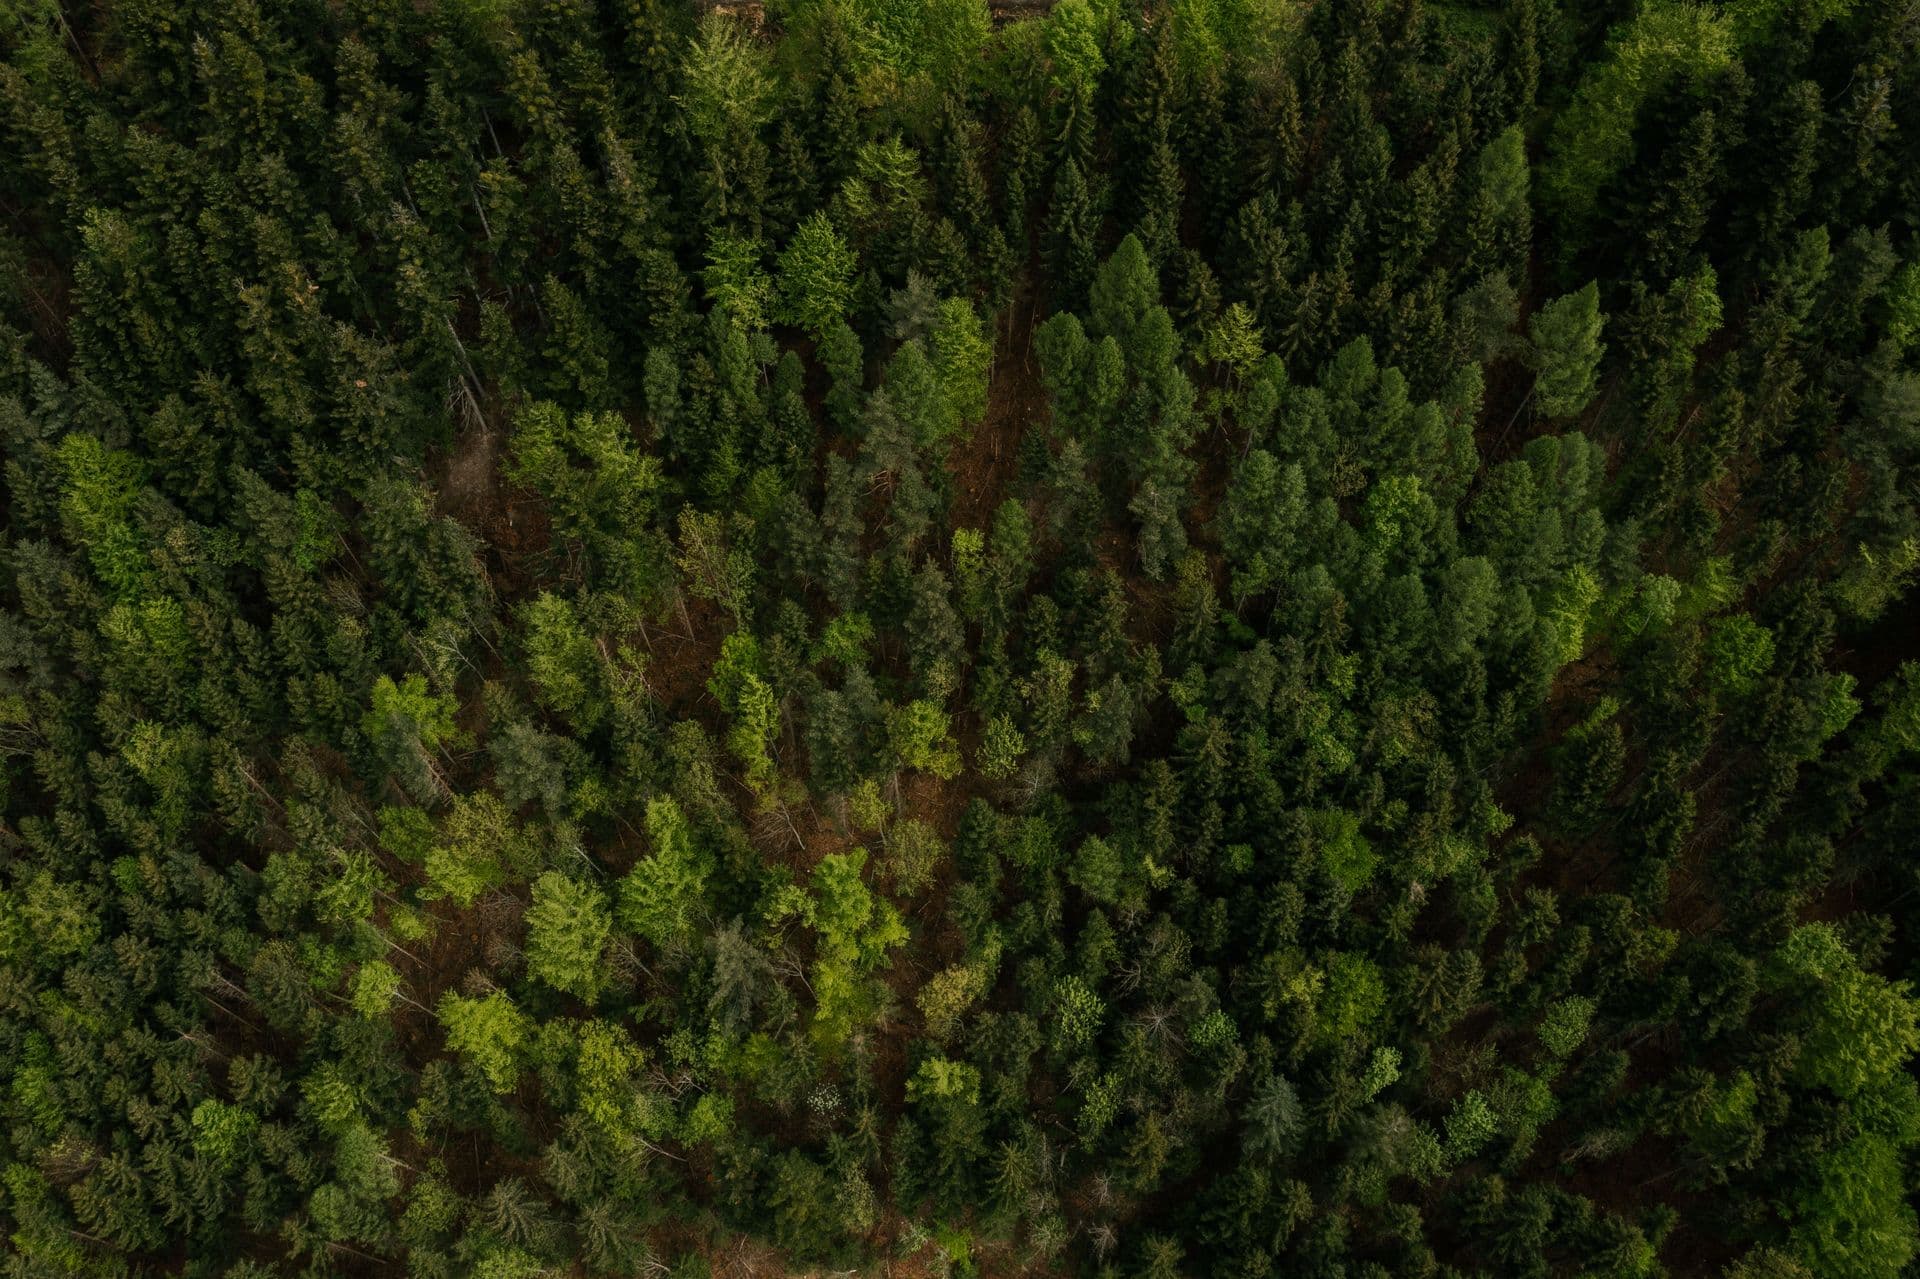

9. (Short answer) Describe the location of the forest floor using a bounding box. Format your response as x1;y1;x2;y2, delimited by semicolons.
949;287;1049;530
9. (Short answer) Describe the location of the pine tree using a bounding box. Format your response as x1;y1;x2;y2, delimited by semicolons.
525;871;614;1001
778;212;859;337
1528;282;1607;419
617;797;713;952
1046;159;1100;312
906;560;965;697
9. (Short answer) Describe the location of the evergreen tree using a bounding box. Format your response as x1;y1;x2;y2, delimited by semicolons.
1529;282;1607;419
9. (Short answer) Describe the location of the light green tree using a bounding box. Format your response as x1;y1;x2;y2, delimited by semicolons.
1528;282;1607;419
526;871;614;1001
1775;924;1920;1098
437;991;532;1092
1793;1135;1918;1279
777;212;858;337
1706;615;1776;696
930;297;992;431
617;797;713;952
1540;5;1736;225
363;673;460;800
678;10;775;147
888;699;963;779
350;960;404;1019
1538;996;1595;1058
907;1056;982;1108
573;1019;647;1132
1052;974;1105;1055
801;849;909;1049
703;229;774;331
976;714;1027;780
424;792;538;908
520;593;604;731
508;401;669;604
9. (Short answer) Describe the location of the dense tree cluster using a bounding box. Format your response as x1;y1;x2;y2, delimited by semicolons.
2;0;1919;1276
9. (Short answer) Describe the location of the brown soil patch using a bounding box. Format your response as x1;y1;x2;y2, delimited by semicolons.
429;414;554;600
949;287;1050;532
642;595;728;715
895;769;975;841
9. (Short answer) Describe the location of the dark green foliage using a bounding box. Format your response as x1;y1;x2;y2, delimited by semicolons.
2;3;1918;1278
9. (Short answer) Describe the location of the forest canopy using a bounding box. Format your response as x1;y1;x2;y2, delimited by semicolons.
1;0;1919;1277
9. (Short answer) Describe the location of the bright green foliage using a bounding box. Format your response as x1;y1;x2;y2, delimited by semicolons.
379;806;435;862
930;298;992;431
1203;303;1265;378
56;434;151;599
882;818;945;896
1775;925;1920;1099
0;871;98;970
704;230;775;331
191;1100;258;1167
519;593;604;730
1052;975;1105;1054
508;401;669;604
1529;283;1607;419
802;849;908;1049
708;632;779;788
1079;1070;1124;1141
1443;1090;1498;1163
679;10;775;146
1316;952;1387;1049
1885;260;1920;354
812;849;909;968
1707;615;1776;696
1358;1046;1401;1100
822;0;993;87
525;872;614;1001
888;699;963;779
1187;1006;1234;1055
350;960;403;1019
303;1062;363;1128
1792;1135;1918;1279
363;673;458;756
1068;834;1126;905
907;1056;982;1108
572;1019;648;1131
424;792;538;908
1833;538;1920;623
618;797;713;952
1309;810;1376;897
683;1091;735;1144
1044;0;1108;100
1541;4;1736;225
729;673;780;791
777;213;859;337
845;135;930;222
437;991;533;1092
1538;996;1595;1058
917;950;995;1038
1360;474;1427;558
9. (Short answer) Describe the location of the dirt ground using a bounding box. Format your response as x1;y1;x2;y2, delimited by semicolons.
948;291;1051;533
